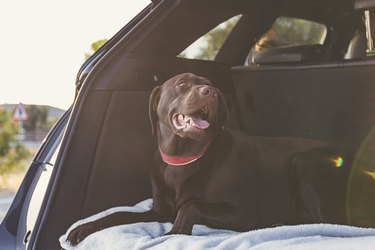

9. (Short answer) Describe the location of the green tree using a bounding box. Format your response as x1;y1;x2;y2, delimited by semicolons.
197;17;239;60
23;105;49;132
0;109;30;175
249;17;327;60
0;110;15;157
273;17;325;46
84;39;108;60
179;15;240;60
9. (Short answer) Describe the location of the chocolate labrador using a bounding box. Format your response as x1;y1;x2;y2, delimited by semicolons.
67;73;353;245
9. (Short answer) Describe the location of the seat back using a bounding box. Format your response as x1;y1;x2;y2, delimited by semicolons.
232;60;375;152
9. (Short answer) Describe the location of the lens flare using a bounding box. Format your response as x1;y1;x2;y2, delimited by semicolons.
332;156;343;168
363;170;375;181
347;126;375;226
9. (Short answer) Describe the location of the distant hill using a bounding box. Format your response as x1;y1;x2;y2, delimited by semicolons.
0;103;65;121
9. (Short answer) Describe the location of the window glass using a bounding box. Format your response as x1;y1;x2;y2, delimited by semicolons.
254;17;327;52
178;15;242;60
26;143;61;232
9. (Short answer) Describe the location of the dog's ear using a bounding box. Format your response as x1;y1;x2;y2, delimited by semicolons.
149;86;161;135
216;90;229;128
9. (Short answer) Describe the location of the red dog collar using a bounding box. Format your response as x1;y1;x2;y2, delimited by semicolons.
159;140;212;167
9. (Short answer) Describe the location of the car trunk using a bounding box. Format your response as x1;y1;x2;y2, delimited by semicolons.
35;55;375;249
32;0;375;248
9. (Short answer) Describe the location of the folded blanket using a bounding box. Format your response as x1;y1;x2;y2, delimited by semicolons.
60;199;375;250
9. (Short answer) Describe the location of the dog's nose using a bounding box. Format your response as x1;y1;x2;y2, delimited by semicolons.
199;86;214;97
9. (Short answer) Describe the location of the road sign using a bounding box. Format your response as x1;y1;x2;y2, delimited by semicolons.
13;103;28;121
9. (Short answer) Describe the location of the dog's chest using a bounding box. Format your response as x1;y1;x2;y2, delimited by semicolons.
161;164;203;194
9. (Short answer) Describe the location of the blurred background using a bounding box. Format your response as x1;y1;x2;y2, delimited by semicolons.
0;0;149;222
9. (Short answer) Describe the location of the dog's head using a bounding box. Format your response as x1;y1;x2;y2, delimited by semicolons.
149;73;228;141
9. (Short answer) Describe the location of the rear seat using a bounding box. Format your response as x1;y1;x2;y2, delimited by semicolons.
232;59;375;152
250;44;328;65
345;30;367;59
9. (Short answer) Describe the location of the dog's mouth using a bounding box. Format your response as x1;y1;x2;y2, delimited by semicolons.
172;107;210;131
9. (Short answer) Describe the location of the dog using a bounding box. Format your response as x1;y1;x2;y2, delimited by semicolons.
67;72;354;245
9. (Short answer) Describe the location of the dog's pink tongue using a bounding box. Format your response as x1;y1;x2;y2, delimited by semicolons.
175;114;210;130
191;117;210;129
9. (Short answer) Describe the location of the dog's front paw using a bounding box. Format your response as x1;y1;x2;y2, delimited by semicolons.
165;225;192;236
67;222;99;246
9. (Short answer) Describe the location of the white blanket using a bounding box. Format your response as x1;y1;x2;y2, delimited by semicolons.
60;199;375;250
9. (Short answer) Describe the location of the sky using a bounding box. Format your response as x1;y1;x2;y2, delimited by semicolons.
0;0;150;110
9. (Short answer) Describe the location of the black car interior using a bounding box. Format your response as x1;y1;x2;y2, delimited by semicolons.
34;0;375;249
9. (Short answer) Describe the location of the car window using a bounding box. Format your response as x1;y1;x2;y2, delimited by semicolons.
178;15;241;60
26;142;60;234
252;16;327;51
20;118;67;247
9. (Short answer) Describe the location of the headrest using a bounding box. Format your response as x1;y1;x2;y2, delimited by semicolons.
355;0;375;10
251;44;326;65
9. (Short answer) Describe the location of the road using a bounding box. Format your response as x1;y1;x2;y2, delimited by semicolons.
0;192;15;223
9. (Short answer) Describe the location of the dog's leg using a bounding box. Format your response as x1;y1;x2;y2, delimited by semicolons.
67;210;171;245
292;181;325;223
289;151;326;223
290;147;352;224
167;200;257;235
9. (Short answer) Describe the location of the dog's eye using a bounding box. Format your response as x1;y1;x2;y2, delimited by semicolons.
176;82;188;88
